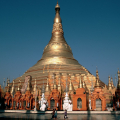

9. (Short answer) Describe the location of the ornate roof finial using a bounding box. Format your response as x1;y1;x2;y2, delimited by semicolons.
27;78;30;91
58;76;61;87
11;79;15;95
111;76;114;88
69;77;73;91
17;80;21;91
45;77;50;92
79;75;83;88
95;69;100;88
65;74;68;92
53;74;57;89
52;1;63;34
33;79;37;92
58;75;62;92
108;76;112;90
55;0;60;12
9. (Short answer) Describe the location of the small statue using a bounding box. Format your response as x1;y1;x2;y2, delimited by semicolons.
63;93;73;111
40;93;47;111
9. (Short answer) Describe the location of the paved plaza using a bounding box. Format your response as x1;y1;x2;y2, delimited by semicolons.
0;112;120;120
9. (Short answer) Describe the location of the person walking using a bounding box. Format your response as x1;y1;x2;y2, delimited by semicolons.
51;109;55;119
64;109;68;120
54;108;57;120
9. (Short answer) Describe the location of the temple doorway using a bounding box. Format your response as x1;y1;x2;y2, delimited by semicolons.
23;101;26;109
77;98;82;109
96;99;102;111
9;100;12;108
13;101;16;109
50;99;55;109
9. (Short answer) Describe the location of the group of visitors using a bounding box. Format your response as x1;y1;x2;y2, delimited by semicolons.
51;109;68;120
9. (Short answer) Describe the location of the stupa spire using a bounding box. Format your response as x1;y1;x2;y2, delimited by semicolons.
95;70;100;88
40;2;79;65
33;79;37;92
50;1;65;43
11;79;15;96
69;77;73;91
79;75;83;88
108;76;112;90
45;77;50;92
53;74;57;89
27;78;30;91
17;81;20;91
111;77;114;88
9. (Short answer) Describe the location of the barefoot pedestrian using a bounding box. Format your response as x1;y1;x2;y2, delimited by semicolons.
51;109;55;119
54;108;57;120
64;109;68;120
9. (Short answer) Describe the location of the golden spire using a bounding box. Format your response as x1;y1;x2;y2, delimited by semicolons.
27;78;30;91
45;77;50;92
95;70;100;88
79;75;83;88
82;81;86;89
111;77;114;88
69;77;73;91
17;81;20;91
53;74;57;89
108;76;112;90
33;79;37;92
58;75;62;93
11;80;15;95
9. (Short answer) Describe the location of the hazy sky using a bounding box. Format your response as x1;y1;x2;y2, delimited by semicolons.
0;0;120;87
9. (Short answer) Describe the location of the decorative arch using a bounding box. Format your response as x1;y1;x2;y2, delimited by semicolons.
91;91;106;111
77;98;82;109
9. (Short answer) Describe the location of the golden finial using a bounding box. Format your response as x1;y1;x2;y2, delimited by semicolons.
95;70;100;88
79;75;83;88
108;76;112;90
53;74;57;89
27;78;30;91
17;80;21;91
58;76;61;87
69;77;73;91
11;79;15;94
45;77;50;92
83;81;86;89
33;79;37;92
111;76;114;88
55;0;60;10
58;75;61;92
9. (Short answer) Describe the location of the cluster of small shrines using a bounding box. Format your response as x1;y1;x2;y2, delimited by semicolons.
0;1;120;111
0;69;120;111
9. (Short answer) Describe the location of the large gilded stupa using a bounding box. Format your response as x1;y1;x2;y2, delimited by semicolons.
9;2;105;94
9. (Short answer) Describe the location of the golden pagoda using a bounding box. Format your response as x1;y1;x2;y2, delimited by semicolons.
9;1;106;97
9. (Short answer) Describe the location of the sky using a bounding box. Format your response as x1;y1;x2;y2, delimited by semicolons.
0;0;120;87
